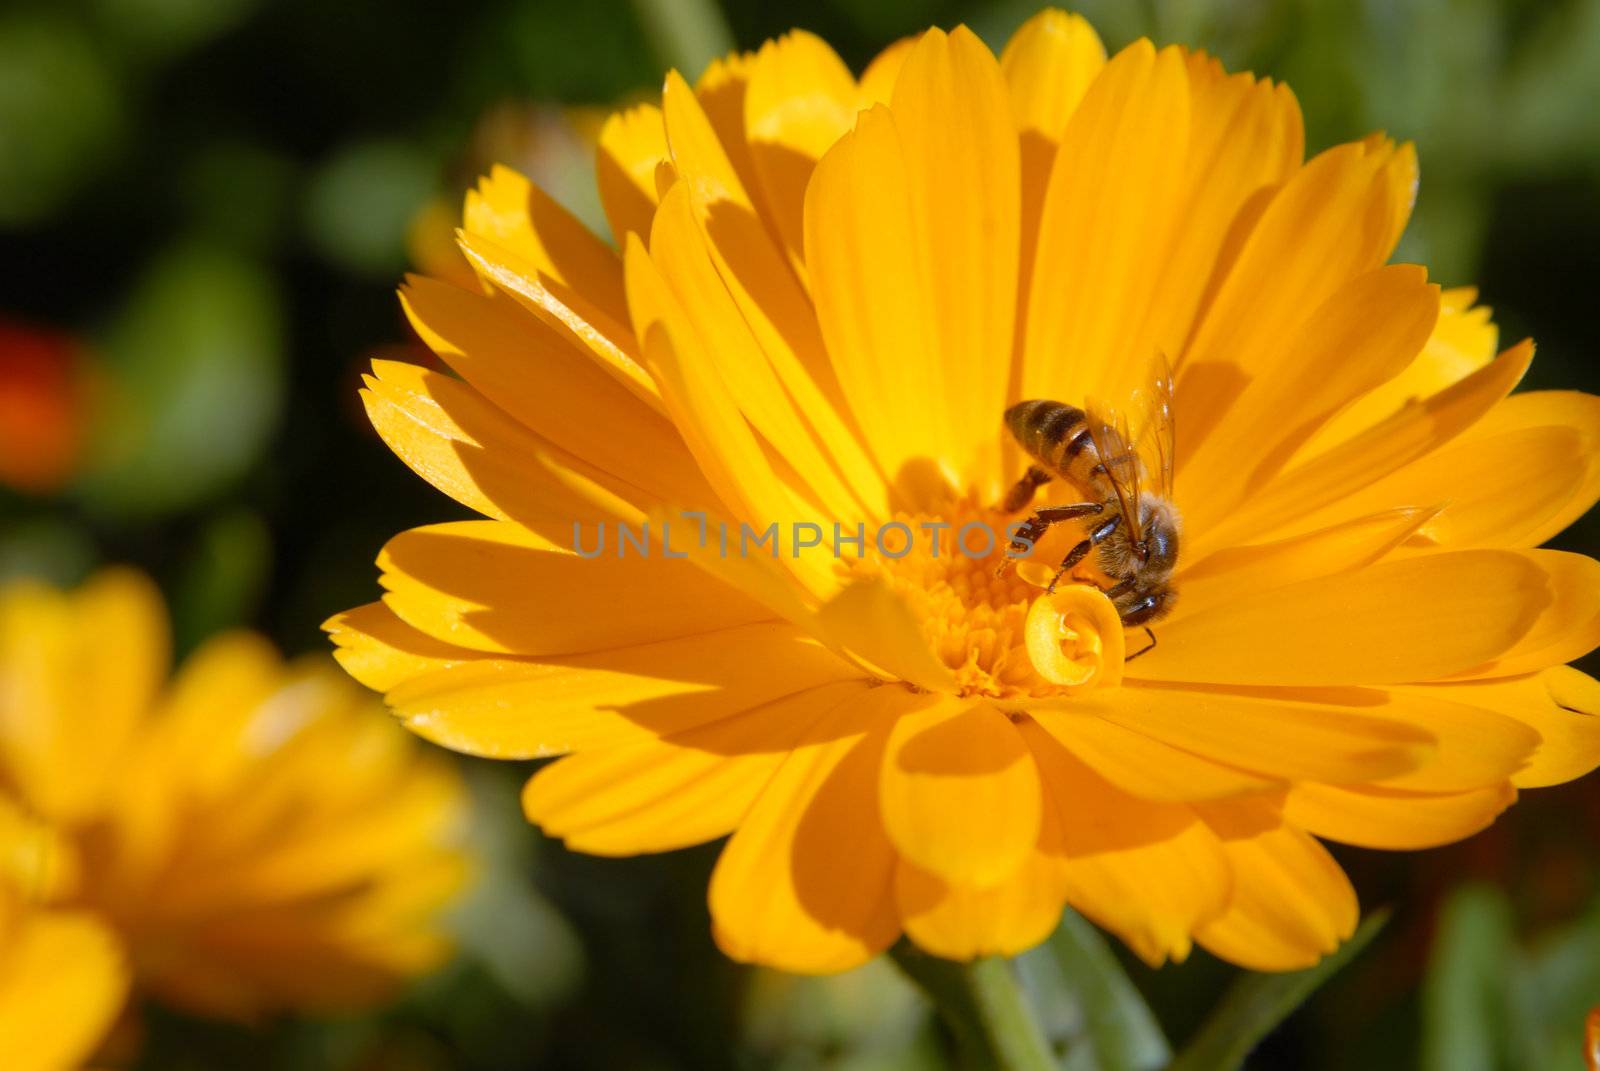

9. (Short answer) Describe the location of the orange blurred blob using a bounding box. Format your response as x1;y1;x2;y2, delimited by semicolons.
0;319;92;494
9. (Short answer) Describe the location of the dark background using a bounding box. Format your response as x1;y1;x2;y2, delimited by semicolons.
2;0;1597;1067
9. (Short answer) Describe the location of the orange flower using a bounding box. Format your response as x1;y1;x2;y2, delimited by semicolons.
329;12;1600;973
0;568;469;1052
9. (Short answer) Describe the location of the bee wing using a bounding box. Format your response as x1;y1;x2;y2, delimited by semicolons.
1084;395;1145;545
1137;353;1176;500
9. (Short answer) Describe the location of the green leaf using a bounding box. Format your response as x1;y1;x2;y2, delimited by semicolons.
1168;910;1390;1071
169;508;270;657
448;766;585;1009
76;242;284;519
1422;884;1514;1071
1497;0;1600;170
0;12;122;226
1016;910;1170;1071
304;139;438;277
1506;900;1600;1071
91;0;262;68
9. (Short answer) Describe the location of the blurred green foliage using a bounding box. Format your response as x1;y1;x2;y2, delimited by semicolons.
0;11;123;226
1426;884;1600;1071
77;242;284;518
1;0;1598;1068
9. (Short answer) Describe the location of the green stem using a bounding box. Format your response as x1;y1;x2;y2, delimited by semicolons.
890;944;1060;1071
969;957;1062;1071
1167;910;1390;1071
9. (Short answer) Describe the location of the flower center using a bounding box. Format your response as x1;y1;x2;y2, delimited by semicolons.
841;499;1123;698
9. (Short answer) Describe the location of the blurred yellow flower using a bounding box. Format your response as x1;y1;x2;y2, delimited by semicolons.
330;10;1600;974
0;569;468;1063
0;801;126;1071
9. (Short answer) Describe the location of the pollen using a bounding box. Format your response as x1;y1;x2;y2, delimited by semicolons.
841;501;1116;698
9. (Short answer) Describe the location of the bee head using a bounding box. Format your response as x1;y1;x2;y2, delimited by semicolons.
1137;498;1181;577
1117;587;1176;626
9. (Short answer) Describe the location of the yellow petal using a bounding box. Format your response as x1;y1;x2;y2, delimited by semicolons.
1143;51;1303;363
638;503;821;635
623;234;839;598
805;104;956;503
524;679;875;855
1284;782;1513;849
880;700;1041;887
455;230;648;408
1030;708;1283;801
1296;426;1584;553
744;30;859;273
0;568;167;824
710;683;921;973
1450;389;1600;548
1001;9;1106;141
462;164;628;326
1457;549;1600;678
1178;137;1420;459
1133;550;1549;686
596;103;668;244
196;745;465;905
1181;265;1440;532
385;621;861;759
895;848;1067;961
659;124;890;520
648;183;871;525
886;26;1019;491
97;632;287;896
1065;684;1435;784
1215;339;1533;547
1175;507;1437;619
1373;138;1419;254
400;274;703;501
1526;667;1600;785
0;909;128;1071
1368;692;1539;792
1022;39;1190;407
687;53;764;219
377;519;770;655
1305;286;1498;451
1194;825;1357;971
1022;720;1230;965
665;66;757;214
1414;668;1600;787
857;37;913;106
999;9;1106;359
816;577;958;693
361;359;648;530
325;601;487;694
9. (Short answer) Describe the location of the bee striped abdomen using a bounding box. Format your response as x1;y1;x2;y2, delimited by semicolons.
1005;400;1095;481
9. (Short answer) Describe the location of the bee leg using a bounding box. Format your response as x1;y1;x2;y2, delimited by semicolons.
1045;514;1120;594
1125;628;1158;661
1000;466;1054;513
996;502;1102;578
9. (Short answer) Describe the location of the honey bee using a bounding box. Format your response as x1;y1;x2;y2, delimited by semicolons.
998;358;1180;657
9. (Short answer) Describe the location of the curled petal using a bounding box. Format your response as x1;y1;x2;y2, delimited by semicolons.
1024;585;1125;692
